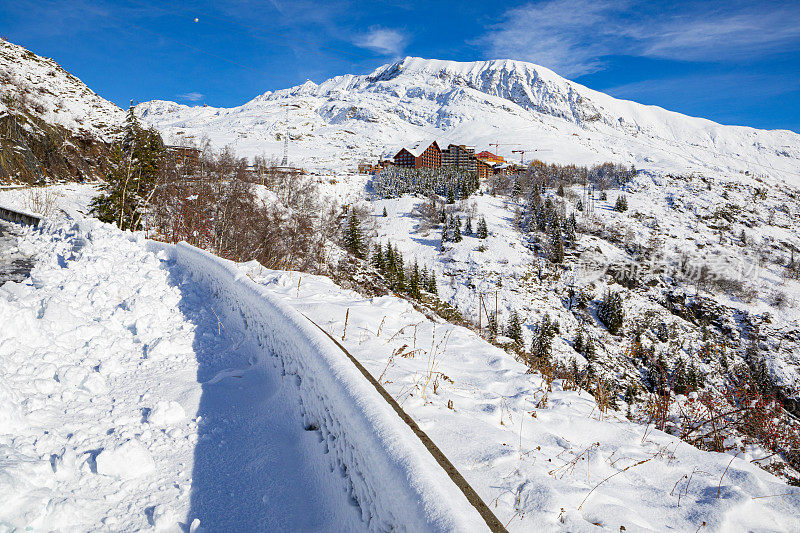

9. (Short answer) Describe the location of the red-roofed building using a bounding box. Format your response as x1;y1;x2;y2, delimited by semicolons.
476;151;505;164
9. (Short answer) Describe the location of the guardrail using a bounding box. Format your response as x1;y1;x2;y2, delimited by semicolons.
0;205;42;227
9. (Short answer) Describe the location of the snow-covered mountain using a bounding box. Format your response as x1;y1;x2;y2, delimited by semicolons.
0;40;124;183
0;40;123;141
137;56;800;184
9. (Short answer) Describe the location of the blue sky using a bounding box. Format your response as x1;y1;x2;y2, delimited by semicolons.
3;0;799;132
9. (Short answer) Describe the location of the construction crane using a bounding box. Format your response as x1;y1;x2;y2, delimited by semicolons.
488;141;519;158
511;148;552;166
511;149;527;165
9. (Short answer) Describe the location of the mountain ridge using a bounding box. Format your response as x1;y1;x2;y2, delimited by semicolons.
135;56;800;183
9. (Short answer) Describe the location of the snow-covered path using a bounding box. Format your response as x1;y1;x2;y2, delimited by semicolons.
171;267;364;531
0;220;365;531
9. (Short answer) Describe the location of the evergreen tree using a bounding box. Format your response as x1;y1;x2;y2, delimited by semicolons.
410;260;421;298
382;206;388;217
550;221;564;263
372;242;385;271
614;195;629;212
574;330;584;353
464;216;473;235
600;191;608;201
597;290;624;335
506;310;523;347
91;107;165;230
344;210;366;259
576;199;583;212
512;177;522;198
557;184;565;197
530;314;555;362
453;215;462;242
385;241;396;273
564;212;577;245
426;270;438;294
446;187;456;204
583;337;596;360
476;216;488;239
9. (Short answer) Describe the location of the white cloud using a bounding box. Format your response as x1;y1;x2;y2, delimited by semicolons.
177;92;204;102
353;27;408;56
478;0;800;78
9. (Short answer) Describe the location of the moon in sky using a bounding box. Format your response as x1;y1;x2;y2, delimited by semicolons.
194;17;199;23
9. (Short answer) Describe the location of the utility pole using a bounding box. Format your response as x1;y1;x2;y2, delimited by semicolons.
281;106;289;166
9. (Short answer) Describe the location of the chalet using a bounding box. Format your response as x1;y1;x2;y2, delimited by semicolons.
393;140;442;168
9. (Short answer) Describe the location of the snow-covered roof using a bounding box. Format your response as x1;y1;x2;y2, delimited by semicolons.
398;140;439;158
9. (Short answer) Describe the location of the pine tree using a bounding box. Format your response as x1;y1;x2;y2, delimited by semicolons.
564;212;577;245
91;107;165;230
576;199;583;212
446;187;456;204
382;206;388;217
464;216;473;235
614;195;628;212
410;260;421;298
453;215;462;242
583;337;596;360
372;242;385;271
550;221;564;263
506;310;523;347
344;210;366;258
476;216;488;239
512;177;522;198
597;290;624;335
394;248;406;289
557;184;565;197
426;270;438;294
600;191;608;201
530;314;555;363
574;330;584;353
385;241;396;273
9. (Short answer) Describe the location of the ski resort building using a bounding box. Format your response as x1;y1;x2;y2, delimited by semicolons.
442;144;477;174
476;151;505;164
393;140;442;168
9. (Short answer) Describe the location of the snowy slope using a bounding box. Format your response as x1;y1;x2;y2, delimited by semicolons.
0;40;124;141
237;263;800;532
137;57;800;184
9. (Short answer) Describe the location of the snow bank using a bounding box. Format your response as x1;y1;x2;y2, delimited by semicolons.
154;241;488;532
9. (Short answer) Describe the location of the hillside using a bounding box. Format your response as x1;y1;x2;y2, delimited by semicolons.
0;40;124;184
136;57;800;185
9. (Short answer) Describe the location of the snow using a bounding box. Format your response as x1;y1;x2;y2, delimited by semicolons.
0;40;124;141
137;57;800;186
95;440;156;480
0;216;486;532
239;262;800;532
